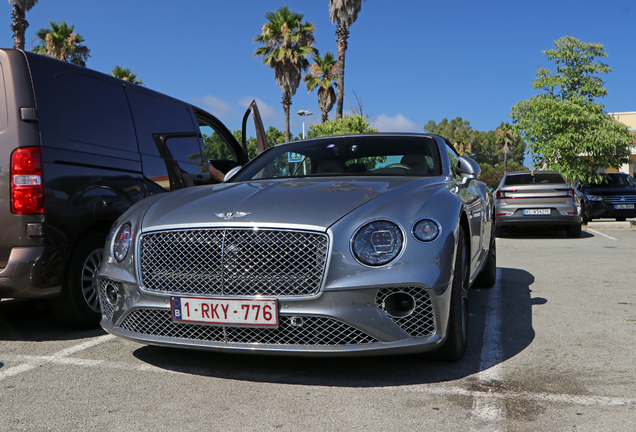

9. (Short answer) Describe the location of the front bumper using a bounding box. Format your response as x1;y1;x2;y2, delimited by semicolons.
98;278;451;356
583;202;636;220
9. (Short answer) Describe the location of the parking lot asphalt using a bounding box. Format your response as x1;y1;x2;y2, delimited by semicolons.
1;227;635;431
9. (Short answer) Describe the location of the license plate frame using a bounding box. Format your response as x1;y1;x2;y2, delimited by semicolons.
614;204;634;210
171;296;278;328
523;208;551;215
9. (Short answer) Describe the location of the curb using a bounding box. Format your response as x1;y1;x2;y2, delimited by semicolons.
586;220;636;229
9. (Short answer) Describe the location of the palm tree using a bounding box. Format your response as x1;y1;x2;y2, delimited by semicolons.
329;0;365;120
9;0;38;50
254;6;317;142
32;20;90;66
110;65;145;85
303;52;338;123
496;122;515;173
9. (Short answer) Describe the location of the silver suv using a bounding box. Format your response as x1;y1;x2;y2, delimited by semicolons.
494;171;581;237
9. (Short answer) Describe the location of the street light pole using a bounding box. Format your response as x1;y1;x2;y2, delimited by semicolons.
297;110;313;139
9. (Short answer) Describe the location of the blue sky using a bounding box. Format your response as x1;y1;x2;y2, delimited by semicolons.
3;0;636;137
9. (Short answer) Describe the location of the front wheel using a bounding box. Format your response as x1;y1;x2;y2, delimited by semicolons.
475;232;496;288
50;233;106;329
435;226;468;361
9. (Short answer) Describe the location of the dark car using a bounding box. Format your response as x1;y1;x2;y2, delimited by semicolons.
0;48;263;328
575;173;636;223
494;171;581;237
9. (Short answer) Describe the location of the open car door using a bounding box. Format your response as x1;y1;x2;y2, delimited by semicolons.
242;100;269;156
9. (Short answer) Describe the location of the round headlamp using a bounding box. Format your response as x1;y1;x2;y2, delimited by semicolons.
112;223;132;262
352;220;404;266
412;219;441;242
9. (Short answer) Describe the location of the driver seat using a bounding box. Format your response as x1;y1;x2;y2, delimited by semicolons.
400;154;429;174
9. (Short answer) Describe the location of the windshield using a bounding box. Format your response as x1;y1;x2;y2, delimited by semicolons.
586;174;636;188
504;172;566;186
233;135;442;181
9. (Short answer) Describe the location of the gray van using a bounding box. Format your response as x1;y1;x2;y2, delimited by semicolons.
0;48;266;328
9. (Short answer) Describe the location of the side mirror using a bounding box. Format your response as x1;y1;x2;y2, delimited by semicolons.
223;166;242;182
456;156;481;184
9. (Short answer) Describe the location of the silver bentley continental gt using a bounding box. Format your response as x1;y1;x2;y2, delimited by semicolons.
98;133;496;361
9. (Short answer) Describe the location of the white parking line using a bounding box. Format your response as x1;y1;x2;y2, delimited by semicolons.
471;268;504;431
0;334;116;381
586;229;618;241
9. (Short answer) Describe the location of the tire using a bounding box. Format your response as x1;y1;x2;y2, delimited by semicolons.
494;225;503;238
50;232;106;329
616;217;627;222
581;204;590;224
566;223;582;238
435;226;469;361
475;232;496;288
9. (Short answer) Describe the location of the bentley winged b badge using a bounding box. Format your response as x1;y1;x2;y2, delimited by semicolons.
215;211;250;220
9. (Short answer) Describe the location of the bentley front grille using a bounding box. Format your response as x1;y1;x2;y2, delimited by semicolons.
140;229;328;297
375;287;436;337
119;308;379;346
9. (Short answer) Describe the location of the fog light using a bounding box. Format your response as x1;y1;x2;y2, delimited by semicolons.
382;292;416;318
106;282;120;306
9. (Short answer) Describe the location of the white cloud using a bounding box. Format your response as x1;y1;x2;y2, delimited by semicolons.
238;97;279;121
192;95;236;120
372;114;421;132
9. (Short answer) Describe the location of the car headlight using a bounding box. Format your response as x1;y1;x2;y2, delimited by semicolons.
585;194;603;202
412;219;441;242
112;223;132;262
352;220;404;266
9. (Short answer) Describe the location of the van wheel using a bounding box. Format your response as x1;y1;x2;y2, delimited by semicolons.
50;233;105;329
435;226;468;361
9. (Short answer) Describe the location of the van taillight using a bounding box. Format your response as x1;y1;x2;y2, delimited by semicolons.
11;147;45;214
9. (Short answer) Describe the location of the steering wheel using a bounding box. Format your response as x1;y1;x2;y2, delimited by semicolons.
385;163;414;171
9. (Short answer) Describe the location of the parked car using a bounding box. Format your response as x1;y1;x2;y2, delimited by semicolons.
494;171;581;237
0;48;262;328
99;133;496;361
574;173;636;223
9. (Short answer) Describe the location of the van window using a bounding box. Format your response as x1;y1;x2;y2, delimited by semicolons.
0;63;7;133
125;88;200;160
54;73;137;151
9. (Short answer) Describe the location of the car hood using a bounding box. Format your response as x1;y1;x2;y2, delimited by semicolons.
141;177;440;230
583;186;636;195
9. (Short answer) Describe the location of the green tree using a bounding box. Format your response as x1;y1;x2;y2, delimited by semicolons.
471;127;526;167
478;161;528;190
303;51;338;123
511;36;633;184
254;6;318;143
306;114;378;138
496;122;516;173
424;117;476;156
110;65;144;85
9;0;38;50
329;0;365;120
31;20;90;66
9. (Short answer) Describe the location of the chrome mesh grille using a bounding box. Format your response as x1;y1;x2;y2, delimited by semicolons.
140;229;328;297
375;287;435;337
601;196;636;204
119;308;378;345
98;279;116;320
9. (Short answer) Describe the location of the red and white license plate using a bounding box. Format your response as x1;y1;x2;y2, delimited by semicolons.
171;296;278;327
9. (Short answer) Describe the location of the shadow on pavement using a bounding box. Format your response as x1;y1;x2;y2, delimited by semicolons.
132;267;538;387
0;299;105;342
